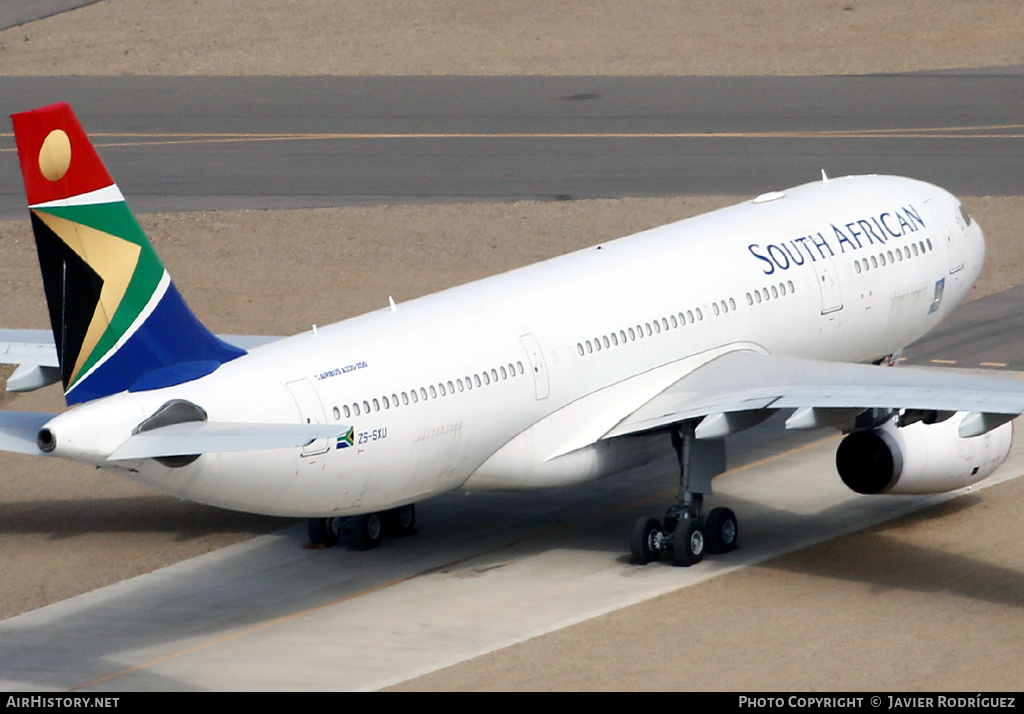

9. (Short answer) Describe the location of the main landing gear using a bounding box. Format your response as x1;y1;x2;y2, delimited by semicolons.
630;423;739;567
307;503;416;550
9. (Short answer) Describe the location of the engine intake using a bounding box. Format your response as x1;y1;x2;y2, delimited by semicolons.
835;411;1013;495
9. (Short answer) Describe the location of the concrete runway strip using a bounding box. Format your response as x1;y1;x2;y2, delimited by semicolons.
1;427;1021;691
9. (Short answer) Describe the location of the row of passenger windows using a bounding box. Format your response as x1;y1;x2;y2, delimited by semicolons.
853;239;934;274
575;294;744;357
745;280;796;305
576;280;799;358
335;360;527;419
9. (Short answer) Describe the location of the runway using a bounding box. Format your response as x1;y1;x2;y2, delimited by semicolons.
1;74;1023;218
2;283;1024;691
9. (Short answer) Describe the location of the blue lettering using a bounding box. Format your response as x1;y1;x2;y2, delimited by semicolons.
811;232;834;258
832;224;858;253
748;244;776;275
767;244;791;271
793;236;818;262
902;204;925;229
859;219;886;245
845;221;864;248
781;242;806;266
897;212;914;234
879;212;901;237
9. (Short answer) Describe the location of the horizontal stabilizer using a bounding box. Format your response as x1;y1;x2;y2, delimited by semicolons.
0;329;279;393
108;421;346;461
0;411;57;455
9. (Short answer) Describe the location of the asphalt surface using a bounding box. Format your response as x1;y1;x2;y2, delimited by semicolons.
1;74;1023;218
0;1;102;32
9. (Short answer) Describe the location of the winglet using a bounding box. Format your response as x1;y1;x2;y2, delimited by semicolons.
11;102;245;405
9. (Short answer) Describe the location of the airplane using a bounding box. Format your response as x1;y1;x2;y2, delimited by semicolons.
1;101;1022;568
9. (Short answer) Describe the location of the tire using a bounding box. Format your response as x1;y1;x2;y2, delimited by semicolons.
630;516;663;564
705;507;738;554
350;513;384;550
307;517;339;547
671;519;705;567
383;504;416;538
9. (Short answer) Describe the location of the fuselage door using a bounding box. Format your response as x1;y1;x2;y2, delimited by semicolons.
811;254;844;315
520;333;550;400
286;378;331;457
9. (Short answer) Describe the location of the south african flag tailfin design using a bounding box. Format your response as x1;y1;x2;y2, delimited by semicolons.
11;102;245;405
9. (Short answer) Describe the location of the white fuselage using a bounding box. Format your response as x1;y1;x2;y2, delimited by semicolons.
46;175;983;517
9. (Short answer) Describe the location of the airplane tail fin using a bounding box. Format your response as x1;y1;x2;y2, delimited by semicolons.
11;102;245;405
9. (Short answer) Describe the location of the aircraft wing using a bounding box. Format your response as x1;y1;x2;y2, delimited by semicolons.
107;421;347;461
0;329;280;392
603;351;1024;441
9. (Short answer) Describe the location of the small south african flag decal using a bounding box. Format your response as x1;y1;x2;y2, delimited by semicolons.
336;427;355;449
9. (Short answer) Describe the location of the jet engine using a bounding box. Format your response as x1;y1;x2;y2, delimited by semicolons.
835;411;1013;495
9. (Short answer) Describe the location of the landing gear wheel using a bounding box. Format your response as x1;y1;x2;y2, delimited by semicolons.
350;512;384;550
383;504;416;538
630;517;665;564
307;517;340;547
672;519;705;567
705;507;738;554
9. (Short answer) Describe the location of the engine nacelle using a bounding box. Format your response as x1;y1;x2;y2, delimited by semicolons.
835;412;1013;495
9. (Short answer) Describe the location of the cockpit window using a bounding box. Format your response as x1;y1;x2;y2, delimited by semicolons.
959;204;972;226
